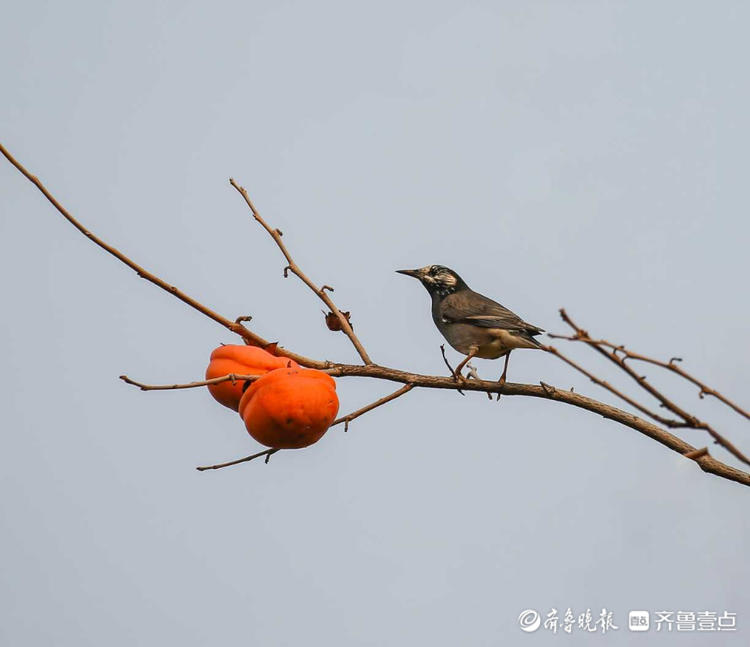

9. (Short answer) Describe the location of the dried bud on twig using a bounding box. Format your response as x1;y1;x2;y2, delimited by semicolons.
323;310;353;331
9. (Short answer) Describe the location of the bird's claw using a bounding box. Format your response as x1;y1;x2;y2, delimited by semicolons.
496;376;506;402
452;370;467;395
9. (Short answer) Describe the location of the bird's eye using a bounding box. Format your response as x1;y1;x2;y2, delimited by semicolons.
429;266;438;275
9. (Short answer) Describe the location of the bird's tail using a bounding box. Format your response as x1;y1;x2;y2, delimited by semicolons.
513;328;544;349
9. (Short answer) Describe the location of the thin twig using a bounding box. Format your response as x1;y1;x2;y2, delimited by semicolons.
440;344;464;395
631;354;749;420
542;344;683;427
194;384;415;470
0;142;324;370
229;178;372;366
119;373;263;391
559;309;705;422
119;366;337;392
549;331;749;421
333;384;415;432
683;447;709;460
557;309;750;467
196;448;278;471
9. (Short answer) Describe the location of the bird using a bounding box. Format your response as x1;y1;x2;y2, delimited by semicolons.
396;265;544;388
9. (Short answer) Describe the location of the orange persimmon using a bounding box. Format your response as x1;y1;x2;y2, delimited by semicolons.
238;367;339;449
205;345;298;411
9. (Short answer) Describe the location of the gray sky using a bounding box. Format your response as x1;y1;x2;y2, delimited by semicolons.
2;1;748;645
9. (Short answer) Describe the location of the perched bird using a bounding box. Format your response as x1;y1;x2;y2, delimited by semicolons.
397;265;544;386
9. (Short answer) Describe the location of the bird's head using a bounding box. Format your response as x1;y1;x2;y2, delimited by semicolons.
396;265;467;297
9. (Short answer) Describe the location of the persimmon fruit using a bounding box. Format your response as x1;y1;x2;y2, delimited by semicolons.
205;345;298;411
238;367;339;449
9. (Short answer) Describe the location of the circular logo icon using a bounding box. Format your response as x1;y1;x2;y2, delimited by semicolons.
518;609;541;633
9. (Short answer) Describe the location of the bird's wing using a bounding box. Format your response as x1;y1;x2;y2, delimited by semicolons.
440;291;544;335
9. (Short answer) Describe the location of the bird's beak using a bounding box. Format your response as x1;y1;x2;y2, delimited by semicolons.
396;268;421;278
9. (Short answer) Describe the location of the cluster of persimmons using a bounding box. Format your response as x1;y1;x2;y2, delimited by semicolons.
205;345;339;449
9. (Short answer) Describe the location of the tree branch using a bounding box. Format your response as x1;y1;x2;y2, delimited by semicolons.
4;142;749;488
542;343;683;427
0;141;325;370
125;362;750;487
332;383;415;432
197;384;416;471
229;178;372;365
196;448;278;471
548;330;749;421
554;309;750;467
119;373;263;391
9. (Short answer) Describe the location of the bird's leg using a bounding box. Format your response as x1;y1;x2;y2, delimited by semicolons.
453;346;479;380
496;351;512;401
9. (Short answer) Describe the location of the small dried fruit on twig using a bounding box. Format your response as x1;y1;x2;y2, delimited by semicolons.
323;310;353;331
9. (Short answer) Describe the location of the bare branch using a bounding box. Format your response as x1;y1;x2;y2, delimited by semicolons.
556;309;750;468
177;359;750;487
5;142;749;488
559;309;704;422
683;447;709;460
323;364;750;487
439;344;464;395
648;360;749;419
119;373;263;391
542;344;683;427
549;329;749;421
204;384;417;470
196;448;278;471
229;178;372;366
0;142;325;370
333;384;415;432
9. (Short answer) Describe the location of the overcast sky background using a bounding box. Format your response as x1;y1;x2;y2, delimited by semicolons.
2;2;749;645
